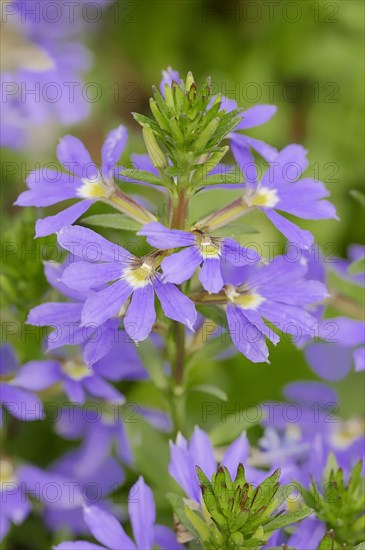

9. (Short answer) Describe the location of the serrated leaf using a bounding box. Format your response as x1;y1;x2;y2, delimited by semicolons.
189;384;228;401
317;530;335;549
263;505;312;533
82;213;141;231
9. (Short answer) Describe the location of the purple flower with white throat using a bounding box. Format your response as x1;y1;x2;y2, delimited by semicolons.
222;256;328;362
0;459;31;541
15;126;128;237
138;222;260;293
0;344;48;425
57;225;197;342
54;477;183;550
233;144;338;249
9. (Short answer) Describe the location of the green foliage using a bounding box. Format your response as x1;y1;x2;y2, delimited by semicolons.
300;456;365;546
169;464;312;549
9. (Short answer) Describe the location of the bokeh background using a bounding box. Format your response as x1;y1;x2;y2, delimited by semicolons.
1;1;364;548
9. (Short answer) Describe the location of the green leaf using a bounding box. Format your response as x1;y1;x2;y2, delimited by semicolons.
263;505;312;533
317;530;335;550
200;172;243;186
166;493;201;540
189;384;228;402
119;168;165;186
350;189;365;208
82;213;141;231
196;304;228;329
349;256;365;275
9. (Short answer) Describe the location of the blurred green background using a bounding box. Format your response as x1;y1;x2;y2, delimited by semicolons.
1;2;364;546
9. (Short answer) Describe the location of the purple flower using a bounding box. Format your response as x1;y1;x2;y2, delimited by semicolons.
15;126;128;237
169;426;266;503
138;222;260;293
160;67;181;95
286;517;326;550
54;477;183;550
27;262;140;368
233;144;338;249
222;256;328;362
0;460;31;540
57;225;197;342
305;317;365;379
0;344;47;425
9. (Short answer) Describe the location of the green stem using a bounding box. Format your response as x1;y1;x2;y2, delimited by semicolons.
193;196;252;231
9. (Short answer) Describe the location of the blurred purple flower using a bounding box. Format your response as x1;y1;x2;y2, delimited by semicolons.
57;225;197;342
0;344;47;425
160;67;181;95
139;222;260;293
15;126;128;236
54;477;183;550
0;460;31;540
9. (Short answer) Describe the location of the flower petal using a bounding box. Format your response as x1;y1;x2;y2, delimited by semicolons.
129;477;155;549
305;343;353;381
12;361;61;391
199;258;223;293
153;277;197;330
222;238;260;266
236;104;277;130
222;432;250;478
262;144;309;187
57;225;131;263
101;125;128;178
57;135;98;179
27;302;82;327
354;346;365;372
81;280;133;326
189;426;216;479
124;284;156;341
226;304;269;363
54;542;106;550
138;222;194;248
258;299;316;337
83;376;124;403
63;379;86;404
161;247;202;285
83;505;136;550
35;200;94;238
154;525;184;550
263;208;314;249
0;384;44;421
61;261;123;290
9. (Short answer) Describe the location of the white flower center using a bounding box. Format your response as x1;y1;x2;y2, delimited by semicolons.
194;232;221;259
225;284;265;310
123;261;154;288
245;186;279;208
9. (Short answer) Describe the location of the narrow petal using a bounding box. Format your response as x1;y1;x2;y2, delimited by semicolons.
168;441;200;502
243;308;280;345
54;542;106;550
258;299;316;337
154;525;184;550
15;183;77;207
284;381;338;407
243;135;278;162
264;209;314;249
83;376;124;403
153;277;197;330
61;262;123;290
83;319;122;368
262;144;309;187
57;135;98;179
101;125;128;178
161;247;202;285
189;426;216;479
199;258;224;293
138;222;195;248
81;280;133;326
0;344;19;376
262;280;328;306
35;200;94;238
354;346;365;372
43;262;90;301
57;225;131;263
229;133;258;186
63;379;86;404
124;284;156;341
128;477;155;549
222;432;250;478
305;343;352;381
0;384;44;421
27;302;82;327
222;238;260;266
278;182;337;220
83;506;136;550
236;104;277;130
226;304;269;363
12;361;61;391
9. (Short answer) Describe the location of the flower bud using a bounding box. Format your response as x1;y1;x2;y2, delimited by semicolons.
142;124;168;170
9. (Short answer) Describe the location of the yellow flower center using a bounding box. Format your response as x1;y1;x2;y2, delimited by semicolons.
123;258;155;288
0;460;16;486
62;360;91;381
225;284;265;310
194;231;221;259
245;186;279;208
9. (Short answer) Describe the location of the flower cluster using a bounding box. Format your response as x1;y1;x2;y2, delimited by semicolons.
2;69;364;549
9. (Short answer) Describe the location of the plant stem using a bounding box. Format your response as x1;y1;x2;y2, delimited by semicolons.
106;188;157;225
193;196;252;231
